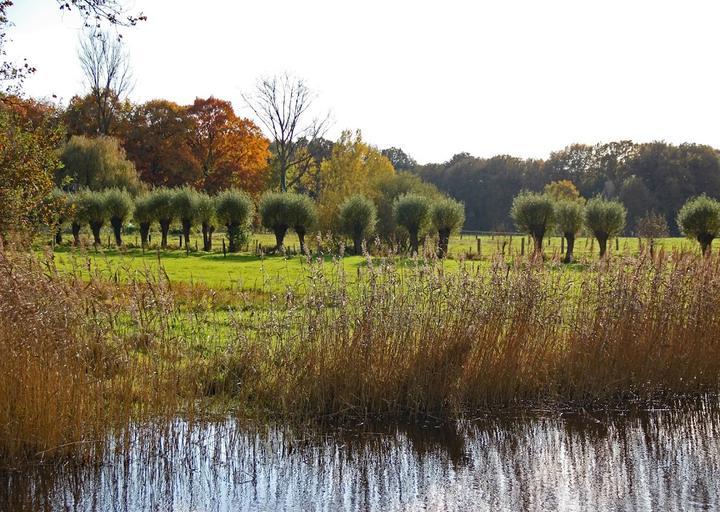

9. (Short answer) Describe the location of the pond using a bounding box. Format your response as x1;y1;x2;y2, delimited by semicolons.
2;399;719;511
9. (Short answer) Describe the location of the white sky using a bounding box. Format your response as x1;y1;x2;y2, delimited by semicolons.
6;0;720;164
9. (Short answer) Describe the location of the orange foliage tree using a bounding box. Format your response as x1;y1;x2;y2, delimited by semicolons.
186;97;270;194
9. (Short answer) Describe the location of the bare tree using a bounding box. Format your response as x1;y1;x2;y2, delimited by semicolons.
243;74;330;192
78;29;133;135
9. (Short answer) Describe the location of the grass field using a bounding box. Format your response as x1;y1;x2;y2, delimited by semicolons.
42;228;709;290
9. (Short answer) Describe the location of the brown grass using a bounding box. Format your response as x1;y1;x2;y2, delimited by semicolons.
2;248;720;465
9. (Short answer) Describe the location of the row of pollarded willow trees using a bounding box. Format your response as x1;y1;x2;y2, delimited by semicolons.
50;187;466;256
511;192;720;262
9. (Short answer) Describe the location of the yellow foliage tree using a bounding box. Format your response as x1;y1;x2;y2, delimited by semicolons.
317;130;394;231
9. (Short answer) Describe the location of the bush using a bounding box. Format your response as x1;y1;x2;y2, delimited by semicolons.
339;195;377;254
195;192;216;252
511;192;555;254
394;193;431;254
75;189;107;246
555;200;584;263
677;195;720;255
133;194;154;248
287;193;317;254
172;187;200;248
46;188;72;245
147;188;176;250
584;197;627;258
215;189;254;253
259;192;294;251
430;197;465;257
103;188;133;246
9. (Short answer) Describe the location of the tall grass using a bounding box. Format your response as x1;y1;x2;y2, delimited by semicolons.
3;248;720;465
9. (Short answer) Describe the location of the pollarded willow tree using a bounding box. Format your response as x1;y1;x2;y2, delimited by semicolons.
393;193;431;255
215;189;254;253
103;187;133;246
46;188;71;245
172;186;199;248
133;193;154;248
584;197;626;258
555;200;584;264
430;197;465;258
677;195;720;255
195;192;216;252
339;194;377;254
76;189;106;246
259;192;293;252
510;192;555;255
147;187;175;250
287;193;317;255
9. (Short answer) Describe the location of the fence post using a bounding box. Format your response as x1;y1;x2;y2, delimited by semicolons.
179;235;182;248
561;237;564;254
616;237;619;251
222;239;226;258
477;238;481;254
521;237;525;256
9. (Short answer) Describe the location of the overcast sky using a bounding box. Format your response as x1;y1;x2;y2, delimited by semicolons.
6;0;720;164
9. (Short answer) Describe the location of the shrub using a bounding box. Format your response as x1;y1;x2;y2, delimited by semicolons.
46;188;72;245
394;193;431;255
196;192;216;252
287;193;318;254
103;188;133;246
133;194;154;248
511;192;555;254
430;197;465;257
339;195;377;254
215;189;254;252
555;200;584;263
172;187;200;248
677;195;720;255
147;188;175;250
259;192;294;251
75;189;107;246
584;197;627;258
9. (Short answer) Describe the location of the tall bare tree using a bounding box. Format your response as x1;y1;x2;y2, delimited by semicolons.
78;29;133;135
243;74;329;192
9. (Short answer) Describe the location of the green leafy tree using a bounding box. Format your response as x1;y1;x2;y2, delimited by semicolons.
172;186;200;248
287;193;317;254
555;200;584;263
45;188;72;244
393;193;431;254
584;197;627;258
677;195;720;255
339;194;377;254
58;135;142;193
103;188;133;246
196;192;216;252
133;193;154;248
511;192;555;254
147;187;175;249
430;197;465;257
215;189;253;252
259;192;294;251
75;189;107;246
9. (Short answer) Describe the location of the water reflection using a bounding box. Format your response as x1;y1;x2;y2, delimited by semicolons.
2;400;720;511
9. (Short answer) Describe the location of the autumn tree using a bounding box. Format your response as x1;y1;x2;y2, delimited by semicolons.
186;97;270;194
123;99;198;186
544;180;582;202
243;74;329;192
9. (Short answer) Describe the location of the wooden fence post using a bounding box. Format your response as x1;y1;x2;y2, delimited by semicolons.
521;237;525;256
222;239;226;257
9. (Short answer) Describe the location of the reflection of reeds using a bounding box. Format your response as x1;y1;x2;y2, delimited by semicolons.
2;249;720;465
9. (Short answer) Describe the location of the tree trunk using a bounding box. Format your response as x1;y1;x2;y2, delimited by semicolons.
226;223;240;253
202;222;214;252
699;234;713;255
140;222;150;248
438;229;451;258
159;220;170;250
353;236;363;255
273;226;287;252
563;233;575;264
72;223;81;246
409;230;419;255
532;234;544;254
55;228;63;245
182;219;192;248
110;217;123;246
90;221;103;246
297;228;307;255
598;235;608;258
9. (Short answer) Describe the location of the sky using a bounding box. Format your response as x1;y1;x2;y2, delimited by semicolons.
6;0;720;164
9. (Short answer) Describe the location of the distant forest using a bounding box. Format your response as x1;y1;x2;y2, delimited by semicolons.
409;141;720;235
